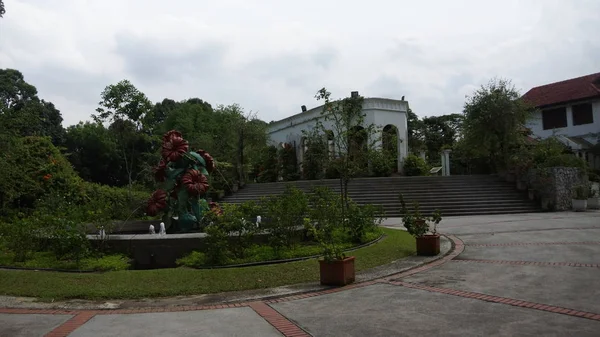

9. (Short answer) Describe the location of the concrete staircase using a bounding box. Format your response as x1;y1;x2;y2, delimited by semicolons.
221;175;540;217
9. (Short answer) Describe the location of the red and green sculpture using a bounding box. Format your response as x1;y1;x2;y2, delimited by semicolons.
146;130;216;232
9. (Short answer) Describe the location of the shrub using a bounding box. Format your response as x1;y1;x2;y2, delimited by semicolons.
345;202;383;243
0;136;83;217
279;144;300;181
403;154;430;176
306;187;345;261
0;218;43;262
369;150;395;177
203;222;231;265
261;185;309;255
81;254;130;271
255;146;279;183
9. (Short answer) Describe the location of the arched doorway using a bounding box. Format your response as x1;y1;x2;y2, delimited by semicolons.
348;126;367;163
383;125;399;173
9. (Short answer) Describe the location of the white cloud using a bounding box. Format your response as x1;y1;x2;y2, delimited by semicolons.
0;0;598;125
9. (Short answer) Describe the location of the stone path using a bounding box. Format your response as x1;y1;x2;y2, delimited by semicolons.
1;211;600;336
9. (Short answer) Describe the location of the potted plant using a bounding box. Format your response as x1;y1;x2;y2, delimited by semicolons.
399;194;442;256
587;185;599;210
572;184;588;212
304;218;355;286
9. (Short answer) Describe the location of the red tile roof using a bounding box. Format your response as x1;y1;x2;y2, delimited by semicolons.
522;72;600;108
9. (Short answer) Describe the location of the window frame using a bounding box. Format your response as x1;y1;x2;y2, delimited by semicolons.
541;106;568;130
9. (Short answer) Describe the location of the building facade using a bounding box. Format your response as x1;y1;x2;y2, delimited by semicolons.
523;72;600;169
267;94;409;174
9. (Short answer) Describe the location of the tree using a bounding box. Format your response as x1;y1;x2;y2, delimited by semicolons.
462;78;532;172
0;69;65;144
64;122;123;186
421;113;463;163
315;88;379;213
0;1;5;18
407;108;425;154
93;80;154;189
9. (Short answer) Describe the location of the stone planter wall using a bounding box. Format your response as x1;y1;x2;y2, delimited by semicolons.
527;167;588;211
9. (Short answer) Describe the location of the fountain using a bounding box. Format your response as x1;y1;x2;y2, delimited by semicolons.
87;130;224;269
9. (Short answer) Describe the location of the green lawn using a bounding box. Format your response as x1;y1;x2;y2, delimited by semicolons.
0;228;415;300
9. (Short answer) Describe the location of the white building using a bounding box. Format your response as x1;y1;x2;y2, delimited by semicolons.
267;92;409;173
523;72;600;169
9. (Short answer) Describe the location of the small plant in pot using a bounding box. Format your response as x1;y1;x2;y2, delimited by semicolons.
587;185;599;210
305;218;355;286
572;184;588;212
400;194;442;256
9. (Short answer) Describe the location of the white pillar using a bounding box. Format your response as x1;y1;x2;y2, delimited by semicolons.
440;153;446;176
443;149;452;176
397;137;405;174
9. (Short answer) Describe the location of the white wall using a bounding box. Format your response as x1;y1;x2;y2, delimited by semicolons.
527;99;600;141
267;98;409;173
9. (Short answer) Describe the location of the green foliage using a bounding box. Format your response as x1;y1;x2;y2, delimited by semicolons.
0;69;65;145
399;194;442;238
279;144;299;181
0;228;414;300
314;88;380;213
0;136;83;217
262;185;309;255
369;149;395;177
305;186;345;261
462;78;532;171
572;184;589;200
403;154;430;176
301;126;329;180
254;146;279;183
203;222;232;265
345;202;383;243
0;214;90;264
203;203;259;259
0;218;42;262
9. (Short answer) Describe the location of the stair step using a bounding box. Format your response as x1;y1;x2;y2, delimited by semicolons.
220;175;540;217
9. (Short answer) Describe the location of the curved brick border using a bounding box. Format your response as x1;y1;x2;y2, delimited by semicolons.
384;280;600;321
453;259;600;268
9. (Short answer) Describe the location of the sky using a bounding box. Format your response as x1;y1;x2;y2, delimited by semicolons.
0;0;599;126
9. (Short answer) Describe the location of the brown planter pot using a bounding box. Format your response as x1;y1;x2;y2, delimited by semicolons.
416;234;440;256
319;256;355;286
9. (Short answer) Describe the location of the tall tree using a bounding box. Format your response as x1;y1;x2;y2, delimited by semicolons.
407;108;425;154
315;88;379;214
93;80;154;189
0;69;64;144
64;122;123;186
0;0;5;18
462;78;532;171
421;113;463;163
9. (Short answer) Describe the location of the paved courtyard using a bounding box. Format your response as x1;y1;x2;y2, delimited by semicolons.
1;211;600;336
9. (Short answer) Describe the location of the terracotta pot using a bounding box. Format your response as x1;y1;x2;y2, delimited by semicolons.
416;234;440;256
319;256;355;286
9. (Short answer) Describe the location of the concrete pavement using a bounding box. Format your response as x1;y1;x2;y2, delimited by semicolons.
1;211;600;336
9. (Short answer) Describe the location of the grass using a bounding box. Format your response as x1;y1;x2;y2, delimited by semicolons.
0;252;130;272
0;228;415;300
